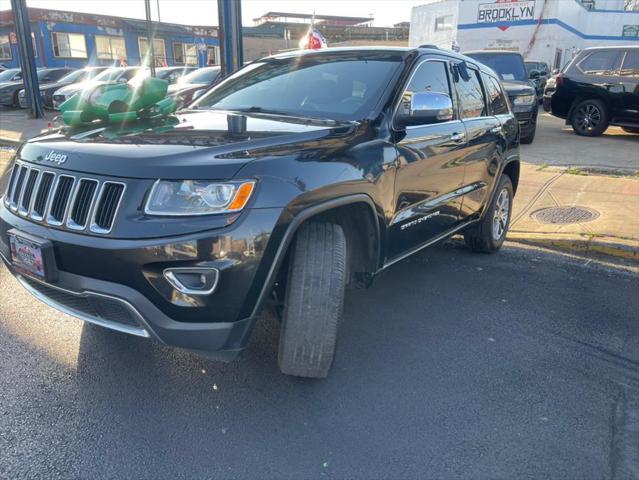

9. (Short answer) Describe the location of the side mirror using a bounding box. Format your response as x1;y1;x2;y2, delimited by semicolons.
117;77;128;83
551;68;559;75
396;91;454;127
529;69;541;80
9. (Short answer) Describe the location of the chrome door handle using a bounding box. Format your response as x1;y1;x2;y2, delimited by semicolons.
490;126;502;134
450;132;465;142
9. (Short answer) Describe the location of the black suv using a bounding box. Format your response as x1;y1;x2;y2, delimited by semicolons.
550;46;639;136
465;51;539;143
0;47;520;378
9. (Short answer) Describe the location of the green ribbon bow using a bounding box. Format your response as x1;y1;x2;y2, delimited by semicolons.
59;76;177;127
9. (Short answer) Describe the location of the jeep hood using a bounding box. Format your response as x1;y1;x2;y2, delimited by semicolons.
17;110;357;180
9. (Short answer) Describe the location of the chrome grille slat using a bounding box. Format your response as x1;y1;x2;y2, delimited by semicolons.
90;182;125;234
47;175;75;225
31;171;55;220
6;161;125;235
18;168;39;215
4;165;20;206
67;179;99;230
9;165;28;210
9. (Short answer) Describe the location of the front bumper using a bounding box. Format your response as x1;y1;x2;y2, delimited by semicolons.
514;110;537;137
0;201;283;358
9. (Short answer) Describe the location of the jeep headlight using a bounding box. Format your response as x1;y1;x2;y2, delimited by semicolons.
513;94;536;106
145;180;255;216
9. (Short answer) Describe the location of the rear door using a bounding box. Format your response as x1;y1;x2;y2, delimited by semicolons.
452;63;502;220
388;58;468;260
618;49;639;125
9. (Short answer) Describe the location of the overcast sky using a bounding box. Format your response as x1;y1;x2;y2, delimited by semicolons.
21;0;427;27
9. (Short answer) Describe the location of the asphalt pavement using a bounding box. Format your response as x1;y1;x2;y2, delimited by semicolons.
1;242;638;480
523;113;639;172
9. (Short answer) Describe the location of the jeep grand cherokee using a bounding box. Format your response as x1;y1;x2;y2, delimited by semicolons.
0;47;521;378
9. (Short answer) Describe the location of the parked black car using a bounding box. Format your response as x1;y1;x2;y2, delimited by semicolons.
18;67;108;109
0;67;73;107
550;46;639;136
525;60;549;100
1;47;520;378
167;66;222;108
465;50;539;143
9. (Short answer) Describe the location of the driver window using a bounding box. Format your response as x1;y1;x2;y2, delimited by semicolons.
399;60;452;117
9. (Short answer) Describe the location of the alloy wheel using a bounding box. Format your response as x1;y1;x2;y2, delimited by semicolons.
574;103;601;134
492;188;510;241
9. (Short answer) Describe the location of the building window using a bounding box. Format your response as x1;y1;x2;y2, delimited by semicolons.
138;37;166;66
95;35;127;61
0;35;11;60
206;45;218;65
435;15;453;31
51;32;87;58
173;42;198;65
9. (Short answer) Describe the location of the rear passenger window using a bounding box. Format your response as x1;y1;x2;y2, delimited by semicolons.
455;67;487;119
578;50;623;75
398;60;452;118
482;74;509;115
621;50;639;77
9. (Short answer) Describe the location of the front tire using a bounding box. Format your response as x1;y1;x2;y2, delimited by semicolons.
278;222;347;378
464;175;513;253
571;99;609;137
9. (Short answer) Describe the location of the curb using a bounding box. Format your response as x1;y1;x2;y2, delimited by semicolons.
0;136;21;148
507;232;639;262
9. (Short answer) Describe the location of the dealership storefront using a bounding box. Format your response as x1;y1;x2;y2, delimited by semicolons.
0;8;219;69
410;0;639;69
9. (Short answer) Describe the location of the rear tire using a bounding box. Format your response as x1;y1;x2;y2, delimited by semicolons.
464;175;513;253
278;222;347;378
571;99;609;137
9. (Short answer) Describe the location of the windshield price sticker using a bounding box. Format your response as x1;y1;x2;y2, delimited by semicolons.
477;0;535;23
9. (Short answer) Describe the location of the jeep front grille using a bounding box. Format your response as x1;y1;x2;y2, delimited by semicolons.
3;162;125;234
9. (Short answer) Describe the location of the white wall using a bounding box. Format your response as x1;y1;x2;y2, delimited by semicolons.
410;0;639;68
409;0;459;49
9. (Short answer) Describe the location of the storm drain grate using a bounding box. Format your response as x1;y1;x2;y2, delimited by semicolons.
531;206;600;225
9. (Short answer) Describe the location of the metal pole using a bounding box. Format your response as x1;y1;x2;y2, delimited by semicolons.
10;0;43;118
217;0;244;77
156;0;161;22
144;0;156;76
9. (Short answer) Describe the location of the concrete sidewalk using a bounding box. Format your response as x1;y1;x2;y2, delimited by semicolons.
508;164;639;261
0;108;54;146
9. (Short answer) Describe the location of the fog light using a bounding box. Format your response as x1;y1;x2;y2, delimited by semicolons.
163;267;219;295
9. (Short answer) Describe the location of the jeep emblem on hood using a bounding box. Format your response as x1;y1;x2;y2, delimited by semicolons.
44;150;67;165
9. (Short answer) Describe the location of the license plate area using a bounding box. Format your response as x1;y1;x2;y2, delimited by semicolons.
8;229;58;282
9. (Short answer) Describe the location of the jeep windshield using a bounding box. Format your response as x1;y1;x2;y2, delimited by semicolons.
467;52;528;82
194;53;403;121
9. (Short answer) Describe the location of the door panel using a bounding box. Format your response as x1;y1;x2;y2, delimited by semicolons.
618;50;639;124
389;120;467;259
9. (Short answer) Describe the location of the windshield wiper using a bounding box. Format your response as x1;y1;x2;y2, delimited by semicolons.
212;106;340;125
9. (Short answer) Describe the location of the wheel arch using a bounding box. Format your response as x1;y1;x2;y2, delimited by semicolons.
250;194;382;317
502;159;520;194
